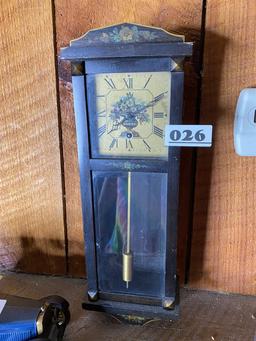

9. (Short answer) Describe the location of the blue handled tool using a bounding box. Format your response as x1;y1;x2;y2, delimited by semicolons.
0;294;70;340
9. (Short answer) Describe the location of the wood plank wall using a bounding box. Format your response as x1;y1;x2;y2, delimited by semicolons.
0;0;66;274
55;0;203;278
190;0;256;295
0;0;255;295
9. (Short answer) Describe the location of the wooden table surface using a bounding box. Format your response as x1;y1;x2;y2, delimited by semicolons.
0;272;255;340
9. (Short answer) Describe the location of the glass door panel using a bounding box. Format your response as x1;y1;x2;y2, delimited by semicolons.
93;171;167;298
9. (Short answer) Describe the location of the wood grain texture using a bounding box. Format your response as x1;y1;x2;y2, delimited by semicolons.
1;272;256;341
190;0;256;294
0;0;66;274
55;0;203;277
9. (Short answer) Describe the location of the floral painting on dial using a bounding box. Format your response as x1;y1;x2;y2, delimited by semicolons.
110;92;149;125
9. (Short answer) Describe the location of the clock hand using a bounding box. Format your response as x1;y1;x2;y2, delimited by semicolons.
128;91;168;117
144;91;168;109
107;117;126;134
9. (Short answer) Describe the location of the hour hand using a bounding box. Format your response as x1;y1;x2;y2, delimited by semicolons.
108;118;125;134
108;123;119;134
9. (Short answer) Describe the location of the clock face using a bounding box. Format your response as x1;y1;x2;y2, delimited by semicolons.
92;71;171;158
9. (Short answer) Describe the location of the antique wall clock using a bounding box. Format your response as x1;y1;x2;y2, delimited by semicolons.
60;23;192;320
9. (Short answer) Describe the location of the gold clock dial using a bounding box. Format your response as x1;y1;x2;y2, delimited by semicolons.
94;71;171;158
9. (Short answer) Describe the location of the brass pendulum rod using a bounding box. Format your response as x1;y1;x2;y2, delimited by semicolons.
122;171;133;288
127;171;131;254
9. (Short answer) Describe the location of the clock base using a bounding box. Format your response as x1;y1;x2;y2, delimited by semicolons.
82;299;179;321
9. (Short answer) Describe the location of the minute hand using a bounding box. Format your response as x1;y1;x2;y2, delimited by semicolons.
143;91;168;109
130;92;168;118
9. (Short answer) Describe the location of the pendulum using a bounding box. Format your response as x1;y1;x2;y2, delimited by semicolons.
122;171;133;288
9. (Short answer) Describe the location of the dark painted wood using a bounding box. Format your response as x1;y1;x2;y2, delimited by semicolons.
71;74;98;295
82;299;179;320
165;72;184;301
60;23;192;61
99;292;162;306
85;74;98;158
60;42;193;60
85;57;177;74
69;23;184;46
90;159;168;172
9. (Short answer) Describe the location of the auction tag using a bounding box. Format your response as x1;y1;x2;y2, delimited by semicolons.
165;125;213;147
0;299;7;314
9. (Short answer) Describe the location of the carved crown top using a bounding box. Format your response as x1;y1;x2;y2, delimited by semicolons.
70;23;185;46
60;23;192;60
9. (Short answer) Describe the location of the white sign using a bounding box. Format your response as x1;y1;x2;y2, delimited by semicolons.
0;299;7;314
165;125;213;147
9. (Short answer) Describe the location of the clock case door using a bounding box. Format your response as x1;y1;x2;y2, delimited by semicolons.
60;23;193;320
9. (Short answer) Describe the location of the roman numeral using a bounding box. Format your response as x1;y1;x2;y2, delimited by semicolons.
124;77;133;88
143;139;151;151
104;77;116;89
154;112;164;119
153;126;163;138
109;138;118;150
144;75;152;88
97;110;106;117
126;139;133;150
98;124;106;137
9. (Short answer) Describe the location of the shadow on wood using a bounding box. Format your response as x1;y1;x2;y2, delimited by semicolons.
13;236;85;277
189;31;229;286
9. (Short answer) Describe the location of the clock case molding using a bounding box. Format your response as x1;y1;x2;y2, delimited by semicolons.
60;23;193;319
